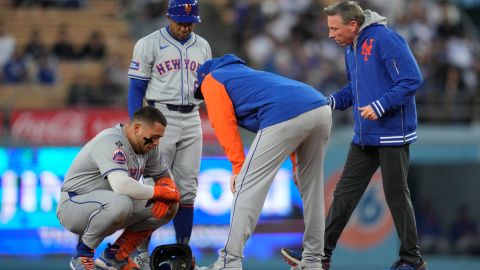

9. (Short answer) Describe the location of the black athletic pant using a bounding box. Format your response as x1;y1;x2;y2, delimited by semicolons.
324;142;422;264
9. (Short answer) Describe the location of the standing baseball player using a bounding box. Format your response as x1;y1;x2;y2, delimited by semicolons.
194;54;332;270
127;0;211;268
57;106;180;270
281;1;427;270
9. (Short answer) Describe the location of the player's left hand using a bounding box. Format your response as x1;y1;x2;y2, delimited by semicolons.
230;174;238;193
151;200;169;219
358;105;378;120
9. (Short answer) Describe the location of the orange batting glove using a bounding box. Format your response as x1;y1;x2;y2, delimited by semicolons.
151;200;170;219
152;177;180;202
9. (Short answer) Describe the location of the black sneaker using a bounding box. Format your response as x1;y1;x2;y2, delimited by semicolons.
321;257;331;270
386;259;428;270
280;248;331;270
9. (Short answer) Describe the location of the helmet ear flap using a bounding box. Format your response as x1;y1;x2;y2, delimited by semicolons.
150;243;194;270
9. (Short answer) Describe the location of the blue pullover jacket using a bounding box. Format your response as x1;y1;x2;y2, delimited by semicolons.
330;10;423;146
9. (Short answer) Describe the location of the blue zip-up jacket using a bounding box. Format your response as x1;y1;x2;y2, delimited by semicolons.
330;10;423;146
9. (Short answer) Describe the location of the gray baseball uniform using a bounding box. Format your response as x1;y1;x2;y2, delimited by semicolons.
128;27;211;205
57;124;171;249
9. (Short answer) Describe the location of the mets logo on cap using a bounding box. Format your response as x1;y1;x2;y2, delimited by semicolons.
184;3;192;14
112;148;127;165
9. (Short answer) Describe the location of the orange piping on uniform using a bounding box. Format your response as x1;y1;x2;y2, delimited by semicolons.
201;74;245;174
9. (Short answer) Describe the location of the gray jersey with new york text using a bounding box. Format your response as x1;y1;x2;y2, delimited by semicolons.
61;124;169;195
127;27;211;106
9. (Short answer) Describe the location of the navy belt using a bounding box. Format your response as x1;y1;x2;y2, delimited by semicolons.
147;100;195;113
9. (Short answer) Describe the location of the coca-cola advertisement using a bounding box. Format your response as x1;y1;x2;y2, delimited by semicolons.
9;108;218;146
10;109;130;145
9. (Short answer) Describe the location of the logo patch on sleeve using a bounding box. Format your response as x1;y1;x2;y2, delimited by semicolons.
112;149;127;164
130;61;140;70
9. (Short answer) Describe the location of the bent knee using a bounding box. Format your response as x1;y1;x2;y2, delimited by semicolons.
108;196;134;225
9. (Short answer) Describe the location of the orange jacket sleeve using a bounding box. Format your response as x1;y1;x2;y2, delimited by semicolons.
201;74;245;174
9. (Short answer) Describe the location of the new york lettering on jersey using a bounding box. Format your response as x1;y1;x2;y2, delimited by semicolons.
155;59;201;75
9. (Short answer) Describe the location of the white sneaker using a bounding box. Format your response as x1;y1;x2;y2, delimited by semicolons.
196;260;241;270
133;251;151;270
292;260;324;270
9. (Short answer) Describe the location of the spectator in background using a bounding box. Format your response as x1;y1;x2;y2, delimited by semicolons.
233;0;264;52
66;73;98;106
444;30;476;95
2;48;28;84
416;201;449;254
12;0;54;8
12;0;85;8
56;0;86;8
24;29;47;61
79;30;106;60
104;52;129;106
450;205;479;254
0;22;15;70
123;0;169;39
52;25;76;60
35;52;57;84
433;0;462;39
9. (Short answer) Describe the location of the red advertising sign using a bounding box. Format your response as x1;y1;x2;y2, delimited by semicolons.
325;169;394;249
10;109;129;145
10;108;219;146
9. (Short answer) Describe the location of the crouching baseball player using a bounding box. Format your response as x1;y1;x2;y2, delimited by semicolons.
194;54;332;270
57;107;180;270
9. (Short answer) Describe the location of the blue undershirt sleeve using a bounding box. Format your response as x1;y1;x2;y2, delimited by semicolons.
128;78;149;118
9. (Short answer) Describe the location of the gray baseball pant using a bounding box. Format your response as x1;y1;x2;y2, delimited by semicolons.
215;105;332;269
57;190;172;249
152;103;202;205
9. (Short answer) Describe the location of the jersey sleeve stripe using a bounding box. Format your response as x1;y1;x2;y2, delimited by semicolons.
128;74;151;81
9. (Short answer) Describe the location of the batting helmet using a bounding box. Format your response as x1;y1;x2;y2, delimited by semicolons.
150;243;194;270
166;0;201;23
